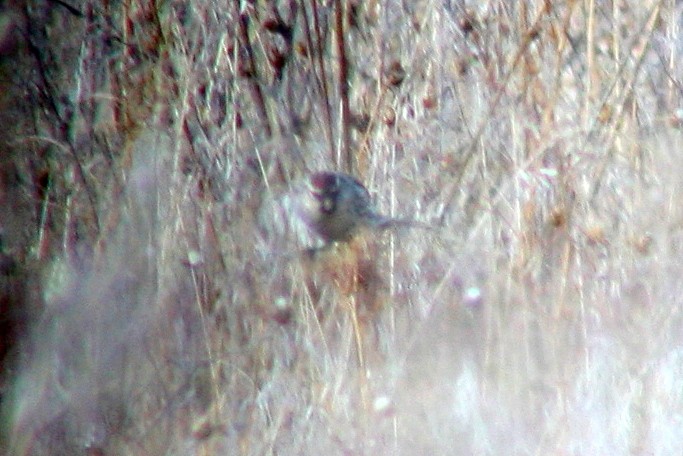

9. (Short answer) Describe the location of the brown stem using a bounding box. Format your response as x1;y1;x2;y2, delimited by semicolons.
334;0;351;173
235;0;272;138
308;0;335;164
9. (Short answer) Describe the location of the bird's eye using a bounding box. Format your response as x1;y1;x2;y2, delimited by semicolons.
321;196;336;213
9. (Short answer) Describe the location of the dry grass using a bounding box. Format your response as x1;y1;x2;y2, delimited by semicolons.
2;0;683;454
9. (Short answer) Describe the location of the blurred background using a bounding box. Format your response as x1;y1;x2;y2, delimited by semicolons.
1;0;682;454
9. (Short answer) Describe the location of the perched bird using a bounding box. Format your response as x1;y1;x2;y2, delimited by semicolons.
296;171;430;243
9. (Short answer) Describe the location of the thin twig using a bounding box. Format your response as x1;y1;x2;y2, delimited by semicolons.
334;0;351;172
308;0;335;164
235;0;272;138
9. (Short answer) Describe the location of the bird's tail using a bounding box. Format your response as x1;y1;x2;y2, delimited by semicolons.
375;216;434;232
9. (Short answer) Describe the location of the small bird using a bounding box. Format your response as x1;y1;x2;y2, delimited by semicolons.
296;171;430;243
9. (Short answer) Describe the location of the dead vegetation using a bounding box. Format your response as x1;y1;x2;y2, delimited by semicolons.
1;0;683;454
